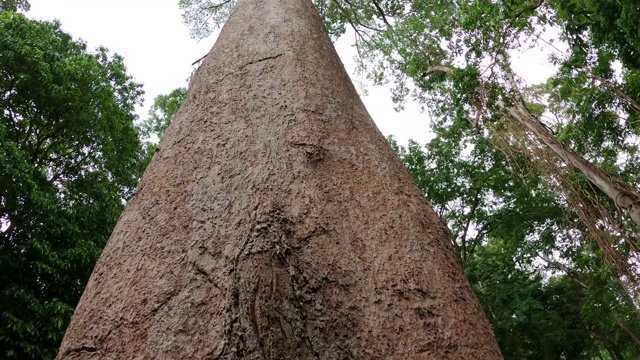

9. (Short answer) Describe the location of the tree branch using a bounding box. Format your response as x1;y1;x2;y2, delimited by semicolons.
421;65;454;77
339;0;383;32
511;0;544;21
538;255;589;288
370;0;391;27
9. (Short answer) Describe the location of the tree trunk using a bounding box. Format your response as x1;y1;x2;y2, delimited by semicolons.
506;102;640;226
57;0;502;358
427;65;640;227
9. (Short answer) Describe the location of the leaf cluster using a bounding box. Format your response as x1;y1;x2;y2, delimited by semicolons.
0;13;144;358
139;87;186;141
392;133;640;359
0;0;29;13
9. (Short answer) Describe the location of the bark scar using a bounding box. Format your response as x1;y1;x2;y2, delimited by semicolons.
244;53;284;67
291;142;326;162
60;345;99;358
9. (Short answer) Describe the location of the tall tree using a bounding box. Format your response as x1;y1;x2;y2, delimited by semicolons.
57;0;501;358
0;13;143;359
179;0;640;291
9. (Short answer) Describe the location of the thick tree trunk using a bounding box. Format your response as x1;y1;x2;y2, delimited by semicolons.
57;0;501;358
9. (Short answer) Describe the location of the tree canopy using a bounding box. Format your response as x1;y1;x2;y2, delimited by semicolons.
0;12;144;358
0;0;29;12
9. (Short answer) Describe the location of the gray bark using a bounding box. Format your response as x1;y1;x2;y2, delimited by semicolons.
57;0;502;358
506;102;640;227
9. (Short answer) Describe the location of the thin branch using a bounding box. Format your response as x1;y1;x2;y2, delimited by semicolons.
467;222;490;256
191;54;208;66
205;0;232;12
421;65;454;77
538;255;589;288
338;0;383;32
511;0;544;21
460;191;481;264
370;0;391;27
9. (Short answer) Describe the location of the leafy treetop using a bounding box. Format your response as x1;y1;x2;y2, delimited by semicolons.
0;12;144;359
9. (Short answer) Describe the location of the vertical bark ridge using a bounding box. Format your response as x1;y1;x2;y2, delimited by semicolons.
57;0;502;358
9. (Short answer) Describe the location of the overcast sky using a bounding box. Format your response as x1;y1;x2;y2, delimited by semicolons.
27;0;436;145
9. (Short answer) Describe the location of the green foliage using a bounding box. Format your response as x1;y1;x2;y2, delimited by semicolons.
178;0;236;40
0;0;29;12
178;0;386;40
140;87;186;141
466;240;594;359
0;13;144;358
137;87;187;173
550;0;640;70
391;135;640;359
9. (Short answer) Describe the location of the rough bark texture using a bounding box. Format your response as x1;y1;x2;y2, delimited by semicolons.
57;0;502;358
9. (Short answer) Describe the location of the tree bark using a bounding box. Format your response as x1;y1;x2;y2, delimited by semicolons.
57;0;502;358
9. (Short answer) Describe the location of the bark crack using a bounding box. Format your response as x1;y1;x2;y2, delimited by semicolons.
244;53;284;67
290;142;326;163
194;262;223;295
60;345;99;358
218;208;354;359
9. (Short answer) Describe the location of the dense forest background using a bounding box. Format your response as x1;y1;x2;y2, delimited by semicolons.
1;0;639;358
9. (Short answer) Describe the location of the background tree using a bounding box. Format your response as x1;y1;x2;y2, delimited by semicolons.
139;87;187;142
324;1;640;356
138;87;187;171
0;0;29;12
390;133;640;359
0;13;144;359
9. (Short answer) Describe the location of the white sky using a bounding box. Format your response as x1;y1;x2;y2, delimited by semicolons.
27;0;432;145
